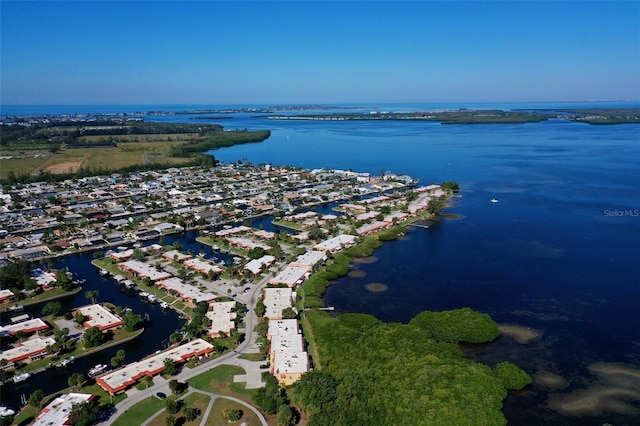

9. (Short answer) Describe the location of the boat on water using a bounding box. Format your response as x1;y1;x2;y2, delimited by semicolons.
490;198;499;203
60;356;75;367
98;269;109;276
8;304;24;312
0;406;15;417
13;373;30;383
160;301;170;310
88;364;107;377
139;291;150;298
147;294;158;303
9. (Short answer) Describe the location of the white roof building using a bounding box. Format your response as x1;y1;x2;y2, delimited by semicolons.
76;304;123;331
291;251;326;269
269;265;310;287
97;338;214;394
263;287;294;319
206;301;237;337
156;277;217;303
32;393;95;426
313;234;357;252
0;336;56;364
267;319;300;340
272;351;310;386
245;255;276;275
183;258;223;275
118;260;172;282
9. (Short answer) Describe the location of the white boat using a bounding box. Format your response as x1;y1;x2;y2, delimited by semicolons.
147;294;158;303
139;291;150;298
88;364;107;377
0;406;16;417
160;302;170;310
98;269;109;276
490;198;499;203
61;356;75;367
13;373;31;383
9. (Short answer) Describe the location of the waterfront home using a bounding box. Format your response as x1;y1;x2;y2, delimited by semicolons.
75;304;124;331
0;289;15;303
0;336;56;364
32;393;95;426
155;277;217;304
269;265;310;288
313;234;357;253
272;350;310;386
96;339;214;394
0;318;49;336
118;260;172;282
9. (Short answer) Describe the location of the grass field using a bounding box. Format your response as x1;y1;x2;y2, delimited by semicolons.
187;365;255;399
208;397;263;426
0;134;200;180
111;396;166;426
146;392;211;426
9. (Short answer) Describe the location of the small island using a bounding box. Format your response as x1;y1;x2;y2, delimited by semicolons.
261;109;552;124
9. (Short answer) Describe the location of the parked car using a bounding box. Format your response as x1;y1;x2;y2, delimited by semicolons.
156;392;167;400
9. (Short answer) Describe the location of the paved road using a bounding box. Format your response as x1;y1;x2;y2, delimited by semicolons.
101;273;273;425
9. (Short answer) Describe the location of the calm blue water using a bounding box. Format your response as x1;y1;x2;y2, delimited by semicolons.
1;103;639;424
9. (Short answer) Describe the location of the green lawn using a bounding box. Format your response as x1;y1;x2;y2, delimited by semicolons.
187;365;255;399
111;396;166;426
147;392;211;426
208;398;263;426
6;286;82;309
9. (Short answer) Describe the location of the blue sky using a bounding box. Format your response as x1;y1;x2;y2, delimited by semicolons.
1;1;639;105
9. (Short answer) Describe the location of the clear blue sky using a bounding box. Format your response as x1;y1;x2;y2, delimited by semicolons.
1;1;639;105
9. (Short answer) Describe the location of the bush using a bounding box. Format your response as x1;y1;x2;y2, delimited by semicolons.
494;362;532;390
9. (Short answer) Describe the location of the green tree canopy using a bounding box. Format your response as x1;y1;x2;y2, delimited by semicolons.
494;361;532;390
409;307;500;343
42;301;62;317
83;326;104;348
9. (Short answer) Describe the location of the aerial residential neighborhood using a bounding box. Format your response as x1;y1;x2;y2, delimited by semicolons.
0;160;450;425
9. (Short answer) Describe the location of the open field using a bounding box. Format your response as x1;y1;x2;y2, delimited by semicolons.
0;142;193;179
0;121;270;182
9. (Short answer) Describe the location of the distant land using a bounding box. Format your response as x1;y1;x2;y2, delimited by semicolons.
259;108;640;125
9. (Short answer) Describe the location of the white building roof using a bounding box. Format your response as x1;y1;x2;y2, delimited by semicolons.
291;251;326;268
263;287;294;319
32;393;94;426
244;255;276;275
271;333;305;355
183;258;223;275
273;351;309;375
0;318;48;335
269;265;309;287
119;260;172;281
77;304;123;330
206;301;237;336
313;234;357;252
156;277;217;303
97;339;213;393
0;336;56;363
267;319;299;339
